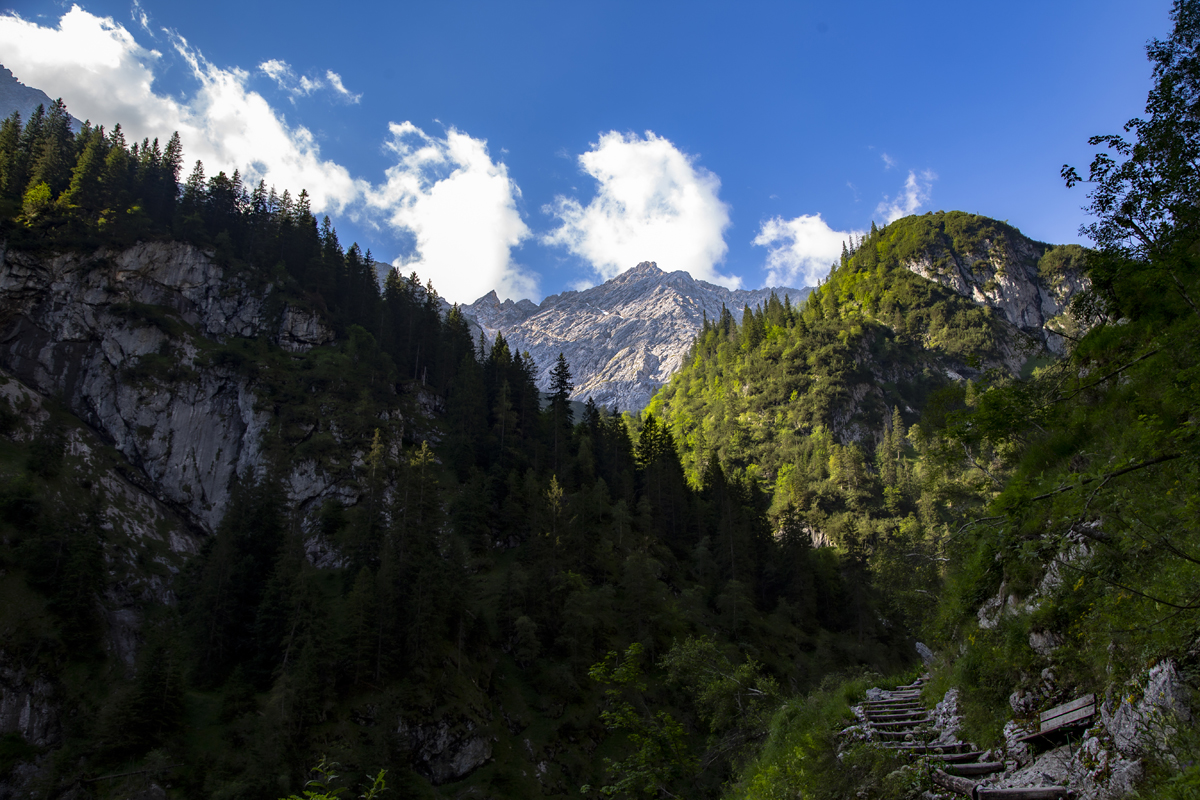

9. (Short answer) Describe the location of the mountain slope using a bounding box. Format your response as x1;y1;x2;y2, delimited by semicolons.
648;212;1088;484
0;65;81;129
465;262;808;411
0;103;913;800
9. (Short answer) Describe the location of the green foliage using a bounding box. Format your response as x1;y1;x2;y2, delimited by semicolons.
730;672;926;800
660;636;780;770
587;643;697;798
280;759;387;800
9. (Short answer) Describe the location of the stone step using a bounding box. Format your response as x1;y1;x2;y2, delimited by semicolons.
863;701;924;710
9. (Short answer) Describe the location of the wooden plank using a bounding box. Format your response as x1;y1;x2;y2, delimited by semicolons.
866;716;927;724
1039;694;1095;726
975;788;1068;800
929;751;987;763
870;719;931;729
1041;704;1096;733
874;729;930;738
931;769;977;797
946;761;1005;777
882;742;974;753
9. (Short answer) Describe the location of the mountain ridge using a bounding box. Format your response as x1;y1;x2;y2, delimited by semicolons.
463;261;810;411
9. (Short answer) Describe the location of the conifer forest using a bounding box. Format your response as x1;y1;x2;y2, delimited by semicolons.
0;3;1199;799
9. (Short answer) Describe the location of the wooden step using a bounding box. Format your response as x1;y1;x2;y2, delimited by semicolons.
928;750;987;763
945;761;1005;777
865;711;929;721
975;788;1070;800
870;718;932;729
932;769;977;797
874;729;934;740
883;742;974;754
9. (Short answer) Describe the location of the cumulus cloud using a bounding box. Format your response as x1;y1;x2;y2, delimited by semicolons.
365;122;535;303
0;6;362;213
0;6;535;303
753;214;863;288
258;58;362;103
876;169;936;223
881;152;896;169
543;131;738;288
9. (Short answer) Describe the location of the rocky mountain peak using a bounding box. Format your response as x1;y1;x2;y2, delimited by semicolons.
463;264;809;412
619;261;664;279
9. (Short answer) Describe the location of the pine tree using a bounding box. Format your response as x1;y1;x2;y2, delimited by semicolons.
549;352;574;475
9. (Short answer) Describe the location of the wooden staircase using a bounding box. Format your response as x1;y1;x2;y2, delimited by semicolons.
859;677;1074;800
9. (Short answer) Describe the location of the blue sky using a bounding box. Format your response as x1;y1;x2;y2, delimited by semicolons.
0;0;1175;303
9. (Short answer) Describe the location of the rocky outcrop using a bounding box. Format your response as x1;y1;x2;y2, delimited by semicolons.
861;667;1189;800
465;290;540;341
902;235;1088;356
397;715;493;785
0;666;58;749
464;262;808;412
0;241;336;533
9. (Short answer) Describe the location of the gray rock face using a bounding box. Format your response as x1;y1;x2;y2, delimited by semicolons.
464;262;809;412
0;241;332;532
0;666;58;748
397;716;493;785
902;236;1088;356
464;289;540;341
0;64;82;130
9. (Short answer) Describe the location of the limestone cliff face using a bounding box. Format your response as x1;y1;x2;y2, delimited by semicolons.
901;232;1088;356
464;290;540;341
464;262;809;412
0;241;334;533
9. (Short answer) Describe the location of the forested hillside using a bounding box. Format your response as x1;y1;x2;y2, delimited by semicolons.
0;95;922;800
1;1;1199;797
724;4;1200;798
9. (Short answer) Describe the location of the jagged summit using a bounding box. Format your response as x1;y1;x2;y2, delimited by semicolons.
618;260;664;278
463;262;809;412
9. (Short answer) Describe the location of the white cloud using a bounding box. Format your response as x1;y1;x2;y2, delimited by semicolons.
259;58;294;88
257;58;361;104
753;214;863;287
543;131;738;288
130;0;152;36
876;169;936;223
881;152;896;169
324;71;361;103
0;6;531;303
365;122;535;304
0;6;362;214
